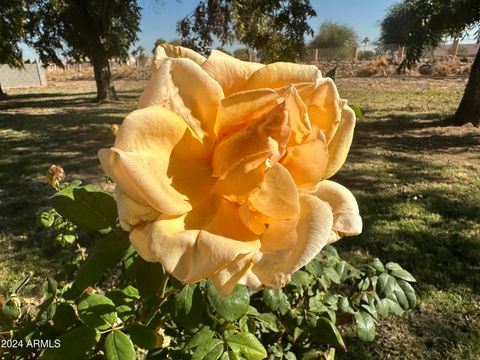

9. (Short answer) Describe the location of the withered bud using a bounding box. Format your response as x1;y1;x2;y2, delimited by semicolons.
46;165;65;188
154;327;171;348
110;124;119;137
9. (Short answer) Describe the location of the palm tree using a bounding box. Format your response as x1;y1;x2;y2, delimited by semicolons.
361;37;370;50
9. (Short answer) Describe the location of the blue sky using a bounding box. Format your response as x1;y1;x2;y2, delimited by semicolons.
22;0;399;60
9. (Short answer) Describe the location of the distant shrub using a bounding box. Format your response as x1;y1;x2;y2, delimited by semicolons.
357;50;376;60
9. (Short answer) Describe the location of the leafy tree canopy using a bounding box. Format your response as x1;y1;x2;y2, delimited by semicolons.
379;0;480;126
379;0;480;68
0;0;27;68
177;0;316;63
25;0;142;101
27;0;141;65
309;21;358;49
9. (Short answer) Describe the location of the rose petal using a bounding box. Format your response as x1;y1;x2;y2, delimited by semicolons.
215;89;279;136
156;43;206;64
249;163;299;220
279;86;311;143
242;62;319;91
202;50;264;96
238;203;269;235
214;152;269;201
296;78;341;143
130;198;261;283
115;189;159;231
211;253;262;295
312;180;362;240
212;102;289;179
138;57;223;138
182;196;259;241
99;106;213;216
281;126;329;189
252;194;333;288
324;104;356;179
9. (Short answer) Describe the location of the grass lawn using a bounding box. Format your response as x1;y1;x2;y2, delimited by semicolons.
1;77;479;359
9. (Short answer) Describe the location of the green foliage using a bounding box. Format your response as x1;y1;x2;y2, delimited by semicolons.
309;21;358;49
379;0;480;68
177;0;316;63
0;0;27;69
26;0;140;66
357;50;375;60
104;331;136;360
0;181;417;359
25;0;141;101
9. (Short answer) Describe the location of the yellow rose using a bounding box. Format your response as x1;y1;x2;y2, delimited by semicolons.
98;44;362;295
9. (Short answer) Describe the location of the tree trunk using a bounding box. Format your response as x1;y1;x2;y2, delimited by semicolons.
0;83;6;98
91;54;118;102
452;48;480;126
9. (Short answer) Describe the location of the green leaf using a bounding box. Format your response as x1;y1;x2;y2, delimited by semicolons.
68;232;130;297
219;353;230;360
289;270;311;288
77;294;117;330
391;283;409;311
41;326;100;360
355;311;376;342
386;263;416;282
323;267;341;284
385;298;405;316
107;286;140;306
360;304;378;320
338;297;354;314
104;331;136;360
262;289;290;315
371;258;385;273
226;333;267;360
308;293;328;314
207;280;249;322
122;246;137;279
376;298;390;318
284;352;296;360
335;261;348;281
39;211;55;228
52;303;77;331
135;257;165;298
377;273;395;297
313;316;346;350
397;280;417;308
51;185;117;231
185;326;215;350
255;313;281;332
322;245;339;258
192;338;224;360
37;302;57;324
173;284;206;331
305;259;322;276
129;324;158;350
349;104;363;119
1;298;20;321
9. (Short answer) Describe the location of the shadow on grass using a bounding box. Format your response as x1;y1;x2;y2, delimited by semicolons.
353;114;480;154
0;87;142;111
0;87;141;292
334;113;480;359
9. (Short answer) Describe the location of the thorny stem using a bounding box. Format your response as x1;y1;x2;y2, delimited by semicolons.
145;272;170;326
159;272;169;300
